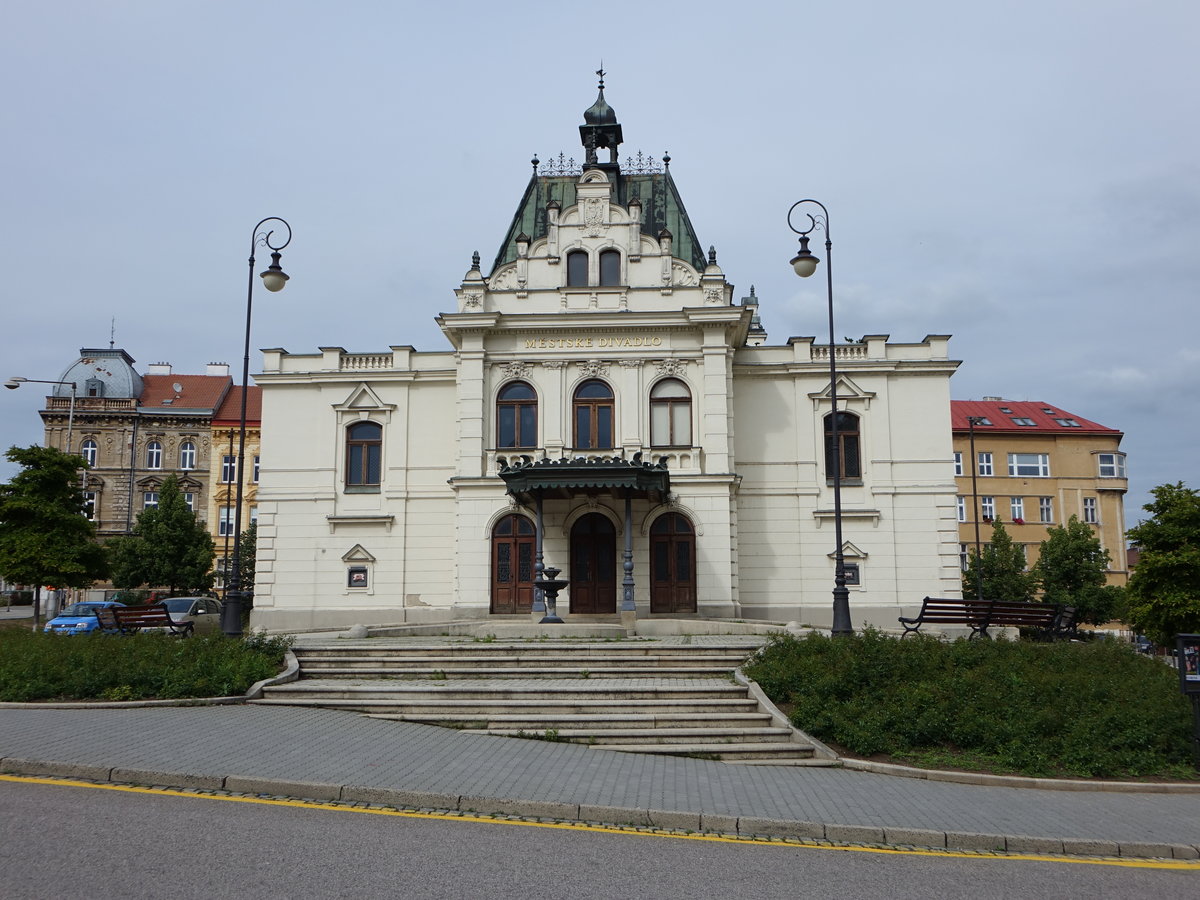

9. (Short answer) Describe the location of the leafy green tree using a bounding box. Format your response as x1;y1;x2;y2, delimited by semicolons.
1126;482;1200;645
0;445;108;629
1034;515;1118;624
238;519;257;606
107;474;214;596
963;520;1038;603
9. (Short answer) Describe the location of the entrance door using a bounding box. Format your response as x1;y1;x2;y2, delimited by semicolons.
491;515;535;614
650;513;697;614
569;513;616;614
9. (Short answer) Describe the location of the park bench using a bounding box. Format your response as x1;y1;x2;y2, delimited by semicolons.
899;597;1063;640
96;603;193;637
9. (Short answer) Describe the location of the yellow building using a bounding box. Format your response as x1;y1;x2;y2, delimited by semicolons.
208;385;261;594
952;398;1128;585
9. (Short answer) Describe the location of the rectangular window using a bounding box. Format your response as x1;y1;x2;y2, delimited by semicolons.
253;455;260;483
1083;497;1098;524
956;496;966;522
222;455;237;483
1008;453;1050;477
959;543;969;572
183;492;195;512
1039;496;1053;523
250;506;258;526
348;566;369;589
841;562;861;586
977;452;993;476
953;451;963;476
1097;453;1126;478
980;496;995;520
219;507;235;537
1010;497;1024;522
83;491;97;520
143;491;159;509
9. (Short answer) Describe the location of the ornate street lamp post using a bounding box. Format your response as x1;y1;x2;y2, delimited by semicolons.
222;217;291;637
788;199;852;636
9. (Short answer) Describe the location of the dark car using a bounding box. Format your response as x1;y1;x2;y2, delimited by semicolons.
43;601;126;635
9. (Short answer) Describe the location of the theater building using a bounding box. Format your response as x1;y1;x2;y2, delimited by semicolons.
252;83;964;631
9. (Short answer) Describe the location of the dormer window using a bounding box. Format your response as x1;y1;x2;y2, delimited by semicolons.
567;250;588;287
599;249;620;286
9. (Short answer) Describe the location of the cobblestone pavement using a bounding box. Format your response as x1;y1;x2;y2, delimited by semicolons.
2;704;1198;858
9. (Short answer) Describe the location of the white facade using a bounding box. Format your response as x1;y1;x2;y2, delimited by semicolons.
253;95;963;632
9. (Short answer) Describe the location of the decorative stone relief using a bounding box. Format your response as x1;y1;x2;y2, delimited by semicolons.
704;287;724;305
618;359;642;368
672;263;697;286
541;360;568;369
578;359;611;378
490;268;516;290
582;198;609;237
499;361;531;380
461;291;483;310
655;359;687;377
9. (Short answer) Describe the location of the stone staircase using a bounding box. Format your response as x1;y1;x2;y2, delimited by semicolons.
251;637;829;765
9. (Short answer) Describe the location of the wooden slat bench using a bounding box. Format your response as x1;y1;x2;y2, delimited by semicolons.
96;603;193;637
899;597;1062;639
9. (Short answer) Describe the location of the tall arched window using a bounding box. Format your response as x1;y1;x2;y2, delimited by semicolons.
81;439;98;467
599;249;620;286
566;250;588;286
146;441;163;470
497;381;538;448
573;380;614;450
346;421;382;487
179;441;196;470
824;411;861;480
649;379;691;447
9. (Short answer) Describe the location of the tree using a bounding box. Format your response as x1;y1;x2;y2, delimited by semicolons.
1034;515;1119;624
108;474;214;596
963;520;1038;603
238;519;257;606
1125;482;1200;645
0;445;108;629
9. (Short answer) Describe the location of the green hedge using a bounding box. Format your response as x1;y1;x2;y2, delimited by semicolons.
0;630;291;702
743;630;1195;778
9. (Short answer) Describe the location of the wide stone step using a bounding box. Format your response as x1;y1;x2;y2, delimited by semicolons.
474;726;796;745
364;712;775;729
258;680;750;703
294;653;751;668
591;741;817;761
294;665;739;679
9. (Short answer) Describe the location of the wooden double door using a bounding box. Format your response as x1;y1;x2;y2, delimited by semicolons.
490;515;535;614
570;513;617;614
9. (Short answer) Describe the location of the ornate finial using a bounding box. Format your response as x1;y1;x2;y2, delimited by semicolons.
750;285;756;297
596;65;605;90
663;151;670;169
531;154;539;173
471;251;480;270
708;246;717;265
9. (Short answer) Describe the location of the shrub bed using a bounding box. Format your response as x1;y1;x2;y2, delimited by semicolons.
743;630;1195;778
0;630;291;702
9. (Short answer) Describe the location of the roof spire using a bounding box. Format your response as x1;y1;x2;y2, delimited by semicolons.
580;69;623;168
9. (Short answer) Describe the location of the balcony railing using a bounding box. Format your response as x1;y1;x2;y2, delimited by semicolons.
486;446;701;476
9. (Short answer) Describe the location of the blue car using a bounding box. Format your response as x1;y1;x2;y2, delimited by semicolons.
43;601;126;635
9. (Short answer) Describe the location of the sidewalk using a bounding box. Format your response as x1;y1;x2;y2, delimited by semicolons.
2;703;1198;859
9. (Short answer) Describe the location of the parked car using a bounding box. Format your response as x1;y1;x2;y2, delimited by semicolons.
43;601;126;635
154;596;223;634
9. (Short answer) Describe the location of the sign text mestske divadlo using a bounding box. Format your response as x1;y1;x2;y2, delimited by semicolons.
523;335;665;350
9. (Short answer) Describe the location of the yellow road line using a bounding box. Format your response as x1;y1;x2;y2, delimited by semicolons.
2;773;1197;871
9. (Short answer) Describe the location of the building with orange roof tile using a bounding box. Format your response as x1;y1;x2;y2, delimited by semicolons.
209;385;261;593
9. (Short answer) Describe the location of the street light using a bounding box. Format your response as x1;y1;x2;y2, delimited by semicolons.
222;217;291;637
5;377;77;449
788;199;852;637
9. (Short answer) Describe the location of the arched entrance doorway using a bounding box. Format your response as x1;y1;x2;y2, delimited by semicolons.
650;512;697;614
491;515;535;614
569;513;617;614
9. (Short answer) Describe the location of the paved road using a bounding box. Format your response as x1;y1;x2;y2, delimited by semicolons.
2;704;1198;859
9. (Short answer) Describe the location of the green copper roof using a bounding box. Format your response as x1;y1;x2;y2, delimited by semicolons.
492;168;707;274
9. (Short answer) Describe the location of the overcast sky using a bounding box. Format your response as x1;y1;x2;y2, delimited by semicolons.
2;1;1196;530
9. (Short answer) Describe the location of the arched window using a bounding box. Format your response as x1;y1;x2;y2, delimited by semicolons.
824;411;861;480
573;380;614;450
179;441;196;470
81;439;98;467
497;381;537;448
649;379;691;447
346;421;382;487
599;249;620;286
146;441;162;470
566;250;588;286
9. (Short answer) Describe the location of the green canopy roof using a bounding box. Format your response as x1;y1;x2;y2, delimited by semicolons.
498;454;671;505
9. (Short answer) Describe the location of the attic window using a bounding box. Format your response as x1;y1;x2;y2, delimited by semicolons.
1055;418;1081;427
972;417;993;426
1041;408;1056;414
161;399;174;405
1011;417;1036;426
999;406;1013;414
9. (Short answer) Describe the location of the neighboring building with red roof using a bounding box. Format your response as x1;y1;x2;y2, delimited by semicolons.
210;385;262;592
951;397;1128;586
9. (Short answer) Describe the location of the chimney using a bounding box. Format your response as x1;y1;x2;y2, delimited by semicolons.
206;362;230;377
147;362;172;375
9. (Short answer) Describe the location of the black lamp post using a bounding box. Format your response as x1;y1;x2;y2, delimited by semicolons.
788;199;852;637
221;217;291;637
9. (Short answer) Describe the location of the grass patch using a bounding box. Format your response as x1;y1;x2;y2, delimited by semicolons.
743;630;1196;779
0;630;292;702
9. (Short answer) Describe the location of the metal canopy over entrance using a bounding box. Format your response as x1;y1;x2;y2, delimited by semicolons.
497;454;670;505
